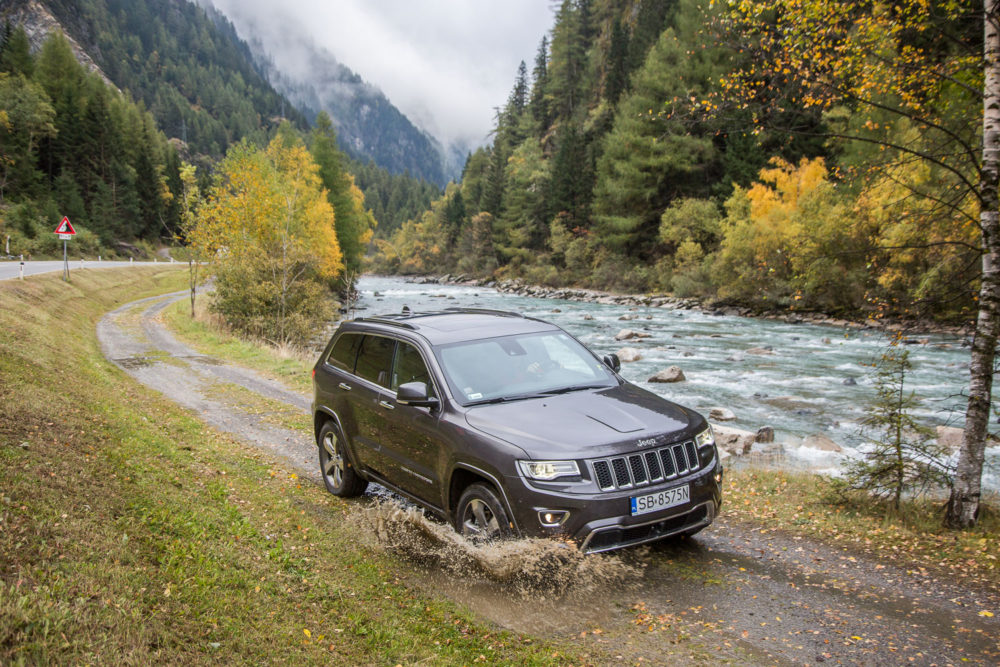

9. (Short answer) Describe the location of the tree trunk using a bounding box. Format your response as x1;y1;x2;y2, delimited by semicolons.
946;0;1000;528
189;257;197;318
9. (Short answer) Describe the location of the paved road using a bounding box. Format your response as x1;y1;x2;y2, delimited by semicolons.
98;292;1000;665
0;259;171;281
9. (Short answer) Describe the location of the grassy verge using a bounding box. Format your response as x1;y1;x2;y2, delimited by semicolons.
0;269;581;664
723;469;1000;590
160;295;314;395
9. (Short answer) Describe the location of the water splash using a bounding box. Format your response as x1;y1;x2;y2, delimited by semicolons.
352;501;642;598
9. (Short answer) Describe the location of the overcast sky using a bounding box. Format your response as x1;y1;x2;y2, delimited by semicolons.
204;1;556;148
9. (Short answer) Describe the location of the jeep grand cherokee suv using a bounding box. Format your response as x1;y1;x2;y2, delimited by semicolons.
312;308;722;553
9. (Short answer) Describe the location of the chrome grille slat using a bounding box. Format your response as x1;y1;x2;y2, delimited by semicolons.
590;441;700;492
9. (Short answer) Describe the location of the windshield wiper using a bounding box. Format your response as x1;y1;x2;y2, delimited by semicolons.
466;392;546;406
539;383;610;396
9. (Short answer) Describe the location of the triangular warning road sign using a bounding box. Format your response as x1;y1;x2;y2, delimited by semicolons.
54;217;76;235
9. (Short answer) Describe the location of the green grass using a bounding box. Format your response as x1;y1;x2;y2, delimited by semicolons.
202;380;311;434
161;295;314;395
724;469;1000;589
0;268;583;665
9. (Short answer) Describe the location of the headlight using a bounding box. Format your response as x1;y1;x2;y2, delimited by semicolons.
695;426;716;466
517;460;580;481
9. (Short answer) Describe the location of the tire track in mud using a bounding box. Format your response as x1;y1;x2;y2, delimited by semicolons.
98;292;1000;665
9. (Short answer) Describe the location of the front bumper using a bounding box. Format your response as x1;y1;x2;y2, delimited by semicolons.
505;459;723;553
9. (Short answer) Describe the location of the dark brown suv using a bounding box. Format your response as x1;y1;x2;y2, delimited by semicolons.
312;308;722;552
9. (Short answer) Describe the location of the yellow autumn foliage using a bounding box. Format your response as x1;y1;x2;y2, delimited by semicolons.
194;136;343;344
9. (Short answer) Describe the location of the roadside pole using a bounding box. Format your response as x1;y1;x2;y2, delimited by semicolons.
53;216;76;282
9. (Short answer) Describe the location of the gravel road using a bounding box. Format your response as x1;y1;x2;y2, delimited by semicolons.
97;292;1000;665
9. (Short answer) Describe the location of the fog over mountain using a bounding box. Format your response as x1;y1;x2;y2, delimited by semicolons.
193;2;456;184
200;0;555;183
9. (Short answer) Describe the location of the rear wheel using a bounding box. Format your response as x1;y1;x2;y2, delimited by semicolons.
455;483;513;543
318;421;368;497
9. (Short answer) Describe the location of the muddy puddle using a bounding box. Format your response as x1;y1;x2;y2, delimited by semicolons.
114;356;157;369
351;500;652;635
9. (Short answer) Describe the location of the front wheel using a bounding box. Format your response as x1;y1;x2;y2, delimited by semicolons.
455;483;514;543
318;421;368;497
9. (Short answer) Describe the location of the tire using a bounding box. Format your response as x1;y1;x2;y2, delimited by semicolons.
318;421;368;497
455;482;514;543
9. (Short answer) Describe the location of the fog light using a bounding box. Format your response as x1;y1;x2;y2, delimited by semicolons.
538;510;569;527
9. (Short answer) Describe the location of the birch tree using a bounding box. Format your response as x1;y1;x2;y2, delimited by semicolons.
715;0;997;527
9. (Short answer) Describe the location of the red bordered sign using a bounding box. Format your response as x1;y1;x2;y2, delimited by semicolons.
54;217;76;235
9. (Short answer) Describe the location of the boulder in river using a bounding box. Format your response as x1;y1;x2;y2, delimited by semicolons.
726;352;745;362
936;425;963;452
713;425;756;455
648;366;686;383
746;347;775;355
709;407;736;421
755;426;775;443
615;328;652;341
800;434;843;453
616;347;643;362
582;314;594;321
843;377;857;386
619;314;637;321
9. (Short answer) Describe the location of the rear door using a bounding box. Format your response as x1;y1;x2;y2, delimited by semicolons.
343;334;396;474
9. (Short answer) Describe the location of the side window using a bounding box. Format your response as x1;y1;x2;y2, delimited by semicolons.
391;342;435;397
354;335;396;387
326;332;362;372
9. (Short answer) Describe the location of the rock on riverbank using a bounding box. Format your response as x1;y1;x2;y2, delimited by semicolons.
406;274;972;337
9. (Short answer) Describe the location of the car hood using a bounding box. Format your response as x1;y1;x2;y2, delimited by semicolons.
464;383;701;458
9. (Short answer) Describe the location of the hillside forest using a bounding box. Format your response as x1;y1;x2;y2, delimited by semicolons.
371;0;986;328
0;0;438;260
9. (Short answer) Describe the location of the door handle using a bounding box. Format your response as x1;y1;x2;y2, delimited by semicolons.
378;400;395;410
338;382;352;391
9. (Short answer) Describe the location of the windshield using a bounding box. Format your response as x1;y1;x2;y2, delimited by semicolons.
435;331;617;405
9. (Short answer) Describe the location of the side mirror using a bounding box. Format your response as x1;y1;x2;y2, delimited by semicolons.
602;353;621;373
396;381;439;409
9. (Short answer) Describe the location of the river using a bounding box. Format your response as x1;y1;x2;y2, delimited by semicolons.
353;275;998;492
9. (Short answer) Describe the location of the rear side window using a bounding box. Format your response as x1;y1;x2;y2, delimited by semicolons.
354;335;396;387
326;332;362;372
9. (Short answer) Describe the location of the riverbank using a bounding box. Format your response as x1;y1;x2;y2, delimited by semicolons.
404;273;974;338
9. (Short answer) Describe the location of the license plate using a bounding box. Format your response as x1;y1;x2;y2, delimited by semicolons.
630;484;690;516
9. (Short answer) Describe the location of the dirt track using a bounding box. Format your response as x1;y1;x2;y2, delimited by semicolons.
98;292;1000;665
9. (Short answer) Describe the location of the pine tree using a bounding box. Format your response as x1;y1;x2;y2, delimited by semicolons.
0;25;34;77
528;36;550;133
605;17;629;105
310;111;375;281
840;339;951;509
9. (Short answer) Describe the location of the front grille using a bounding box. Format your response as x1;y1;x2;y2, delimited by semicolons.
590;440;699;492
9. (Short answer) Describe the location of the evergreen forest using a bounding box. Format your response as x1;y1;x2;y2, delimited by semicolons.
0;0;439;265
371;0;985;325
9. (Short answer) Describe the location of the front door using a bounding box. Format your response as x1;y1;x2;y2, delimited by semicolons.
378;341;445;503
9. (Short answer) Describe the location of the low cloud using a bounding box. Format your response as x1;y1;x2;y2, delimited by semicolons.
204;0;554;148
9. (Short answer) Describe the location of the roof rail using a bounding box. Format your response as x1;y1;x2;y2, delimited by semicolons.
441;307;525;318
356;316;418;330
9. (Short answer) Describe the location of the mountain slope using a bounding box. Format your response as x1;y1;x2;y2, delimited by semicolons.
2;0;305;157
199;1;456;186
